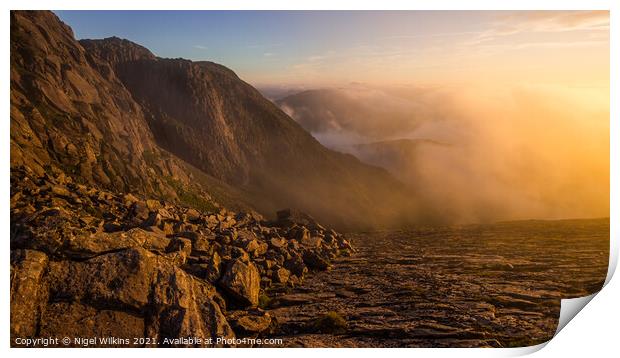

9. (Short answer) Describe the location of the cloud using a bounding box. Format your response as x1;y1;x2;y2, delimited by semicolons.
247;43;283;49
193;45;208;50
469;10;609;45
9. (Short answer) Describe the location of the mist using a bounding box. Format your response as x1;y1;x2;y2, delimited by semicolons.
278;84;609;224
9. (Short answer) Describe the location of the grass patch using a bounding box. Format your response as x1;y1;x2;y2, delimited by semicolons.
142;150;160;168
258;293;272;309
164;176;218;213
309;311;347;334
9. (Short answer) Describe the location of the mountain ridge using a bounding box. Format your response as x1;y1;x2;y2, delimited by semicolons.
11;10;418;230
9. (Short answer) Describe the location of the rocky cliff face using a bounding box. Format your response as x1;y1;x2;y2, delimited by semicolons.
10;10;262;216
12;11;166;195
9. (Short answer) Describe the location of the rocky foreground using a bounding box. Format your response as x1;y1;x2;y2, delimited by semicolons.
264;219;608;347
10;167;354;347
9;165;609;349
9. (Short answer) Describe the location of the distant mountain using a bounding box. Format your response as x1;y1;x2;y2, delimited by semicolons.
276;87;444;142
276;87;452;186
257;85;308;101
11;10;418;229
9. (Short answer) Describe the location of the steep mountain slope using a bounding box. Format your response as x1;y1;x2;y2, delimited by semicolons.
79;38;418;229
11;11;198;204
11;11;268;216
12;12;150;186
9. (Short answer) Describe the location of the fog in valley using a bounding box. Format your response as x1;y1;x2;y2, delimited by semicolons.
276;84;609;224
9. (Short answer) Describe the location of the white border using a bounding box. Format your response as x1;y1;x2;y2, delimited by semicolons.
2;1;617;357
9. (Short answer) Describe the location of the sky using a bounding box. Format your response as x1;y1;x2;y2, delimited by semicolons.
54;10;609;88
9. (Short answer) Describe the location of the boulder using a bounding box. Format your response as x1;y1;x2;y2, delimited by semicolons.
272;267;290;284
301;236;323;248
51;184;71;198
302;250;331;271
130;201;150;223
44;247;235;346
269;237;287;249
39;302;145;347
11;206;77;255
239;238;260;254
190;234;212;256
284;255;308;278
123;193;139;206
219;258;260;307
65;228;169;259
10;250;49;339
227;310;272;336
185;208;201;222
145;199;161;211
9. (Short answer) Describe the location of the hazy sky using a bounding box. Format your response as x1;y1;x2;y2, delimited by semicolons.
55;10;609;88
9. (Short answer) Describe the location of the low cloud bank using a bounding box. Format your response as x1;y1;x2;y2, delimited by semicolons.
279;84;609;224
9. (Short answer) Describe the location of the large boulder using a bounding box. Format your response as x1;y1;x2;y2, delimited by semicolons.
11;206;79;256
13;247;235;347
302;250;331;271
39;302;145;347
272;267;291;284
284;254;308;278
65;228;170;259
276;209;321;228
219;258;260;307
227;310;273;336
10;250;49;340
128;201;150;226
301;236;324;248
